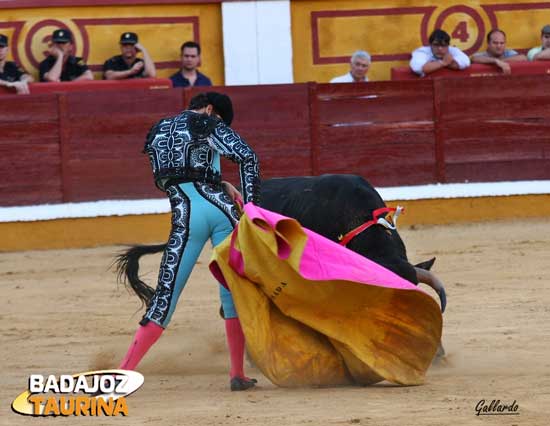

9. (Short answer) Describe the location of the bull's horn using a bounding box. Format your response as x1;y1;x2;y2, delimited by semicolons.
414;267;447;313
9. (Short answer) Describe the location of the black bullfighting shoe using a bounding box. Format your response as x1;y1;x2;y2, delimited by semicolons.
230;377;257;391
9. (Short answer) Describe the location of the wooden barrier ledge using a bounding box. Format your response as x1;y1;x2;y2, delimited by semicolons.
1;193;549;252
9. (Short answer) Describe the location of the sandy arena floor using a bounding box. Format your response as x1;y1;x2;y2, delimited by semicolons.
1;218;549;426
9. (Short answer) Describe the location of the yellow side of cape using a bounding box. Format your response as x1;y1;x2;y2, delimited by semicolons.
210;211;442;387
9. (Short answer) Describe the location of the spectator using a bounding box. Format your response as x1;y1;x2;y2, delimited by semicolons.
0;34;33;94
527;25;550;61
330;50;371;83
471;29;526;74
410;29;470;76
39;29;93;82
103;32;156;80
170;41;212;87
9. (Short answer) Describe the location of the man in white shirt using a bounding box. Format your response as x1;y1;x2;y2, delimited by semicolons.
527;25;550;61
410;29;470;76
330;50;371;83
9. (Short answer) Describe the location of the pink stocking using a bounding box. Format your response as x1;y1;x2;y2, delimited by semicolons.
119;322;164;370
224;318;246;379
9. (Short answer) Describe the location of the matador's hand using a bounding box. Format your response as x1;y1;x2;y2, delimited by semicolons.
222;181;244;216
222;181;242;202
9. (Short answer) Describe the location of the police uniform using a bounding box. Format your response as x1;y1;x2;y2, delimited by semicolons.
141;107;260;328
0;34;27;82
103;32;145;79
39;55;89;82
0;62;26;82
102;56;145;78
38;29;90;82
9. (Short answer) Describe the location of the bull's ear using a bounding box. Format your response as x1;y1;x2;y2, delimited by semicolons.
415;257;436;271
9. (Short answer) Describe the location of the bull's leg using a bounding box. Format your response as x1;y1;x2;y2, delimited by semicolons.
432;342;446;364
414;267;447;313
436;343;446;358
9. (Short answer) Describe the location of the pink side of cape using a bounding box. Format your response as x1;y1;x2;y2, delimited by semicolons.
243;203;420;292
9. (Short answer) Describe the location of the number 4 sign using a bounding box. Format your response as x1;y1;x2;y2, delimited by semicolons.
452;21;470;42
434;5;485;55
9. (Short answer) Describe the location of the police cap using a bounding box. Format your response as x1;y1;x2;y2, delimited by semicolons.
52;29;73;43
120;32;138;45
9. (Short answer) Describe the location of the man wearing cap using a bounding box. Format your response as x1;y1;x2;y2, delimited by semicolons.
527;25;550;61
170;41;212;87
0;34;33;94
471;29;526;74
39;29;93;82
103;32;156;80
410;29;470;76
117;92;260;392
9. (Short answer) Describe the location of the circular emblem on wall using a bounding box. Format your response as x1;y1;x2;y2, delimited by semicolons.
434;6;485;56
25;19;82;69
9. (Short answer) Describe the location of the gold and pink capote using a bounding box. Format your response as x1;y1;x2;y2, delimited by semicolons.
210;203;443;387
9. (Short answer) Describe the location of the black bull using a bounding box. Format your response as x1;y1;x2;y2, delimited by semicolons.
116;174;446;313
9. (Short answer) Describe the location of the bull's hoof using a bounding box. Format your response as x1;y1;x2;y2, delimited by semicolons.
230;377;257;391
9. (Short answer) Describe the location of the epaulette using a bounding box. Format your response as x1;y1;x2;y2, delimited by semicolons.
188;113;218;138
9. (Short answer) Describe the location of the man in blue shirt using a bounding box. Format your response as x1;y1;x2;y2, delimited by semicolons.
471;29;526;74
170;41;212;87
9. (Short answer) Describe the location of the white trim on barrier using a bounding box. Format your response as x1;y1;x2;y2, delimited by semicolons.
1;180;549;223
377;180;550;201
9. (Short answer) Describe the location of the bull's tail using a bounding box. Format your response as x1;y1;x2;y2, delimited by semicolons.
114;244;166;308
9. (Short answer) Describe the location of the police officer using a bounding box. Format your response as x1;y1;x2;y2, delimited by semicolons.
103;32;156;80
0;34;33;94
39;29;93;82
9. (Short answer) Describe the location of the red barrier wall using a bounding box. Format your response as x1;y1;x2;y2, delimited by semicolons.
1;76;549;207
314;81;436;187
188;84;314;185
0;78;172;95
434;76;550;182
0;95;62;205
391;61;550;80
61;88;183;202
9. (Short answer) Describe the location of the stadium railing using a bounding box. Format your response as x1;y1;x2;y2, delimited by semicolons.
0;77;172;95
391;61;550;80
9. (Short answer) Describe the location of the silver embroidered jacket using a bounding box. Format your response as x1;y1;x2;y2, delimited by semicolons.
144;110;260;204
